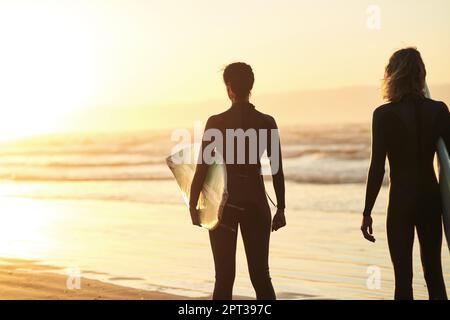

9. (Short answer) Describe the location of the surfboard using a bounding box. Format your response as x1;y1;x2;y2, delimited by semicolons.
166;144;228;231
425;84;450;250
437;139;450;250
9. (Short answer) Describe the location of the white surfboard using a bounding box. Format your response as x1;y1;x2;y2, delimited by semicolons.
166;144;228;231
425;84;450;250
436;139;450;251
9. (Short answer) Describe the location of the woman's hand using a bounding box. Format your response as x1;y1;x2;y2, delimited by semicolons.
189;206;201;227
272;208;286;232
361;215;376;242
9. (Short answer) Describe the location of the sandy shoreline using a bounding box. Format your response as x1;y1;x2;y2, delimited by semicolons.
0;183;448;300
0;258;189;300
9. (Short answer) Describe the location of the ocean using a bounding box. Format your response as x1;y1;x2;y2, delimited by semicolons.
0;124;448;299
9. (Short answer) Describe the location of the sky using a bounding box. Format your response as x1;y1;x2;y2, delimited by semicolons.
0;0;450;137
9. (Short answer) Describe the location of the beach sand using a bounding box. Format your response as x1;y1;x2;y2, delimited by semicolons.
0;181;448;300
0;258;187;300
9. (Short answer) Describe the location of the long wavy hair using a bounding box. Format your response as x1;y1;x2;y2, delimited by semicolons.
382;47;427;102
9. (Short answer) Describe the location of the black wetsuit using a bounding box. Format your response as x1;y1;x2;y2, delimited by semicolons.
190;101;285;300
364;96;450;300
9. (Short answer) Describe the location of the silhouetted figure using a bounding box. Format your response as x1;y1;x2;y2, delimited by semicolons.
362;48;449;300
189;63;286;300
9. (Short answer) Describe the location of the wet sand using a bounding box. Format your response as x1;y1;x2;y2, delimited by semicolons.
0;258;187;300
0;182;448;300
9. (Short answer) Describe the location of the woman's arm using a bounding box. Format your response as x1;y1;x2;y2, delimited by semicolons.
267;116;286;231
363;108;387;217
189;117;215;225
267;116;286;210
361;108;387;243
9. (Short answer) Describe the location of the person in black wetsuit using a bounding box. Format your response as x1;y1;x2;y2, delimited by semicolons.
189;63;286;300
362;48;449;300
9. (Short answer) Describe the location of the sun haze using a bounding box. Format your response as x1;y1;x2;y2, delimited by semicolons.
1;0;450;138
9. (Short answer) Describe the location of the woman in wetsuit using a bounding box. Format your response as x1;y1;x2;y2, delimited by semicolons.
362;48;449;300
189;62;286;300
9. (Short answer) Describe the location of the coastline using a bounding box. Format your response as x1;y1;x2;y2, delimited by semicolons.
0;258;188;300
0;258;258;300
0;182;448;300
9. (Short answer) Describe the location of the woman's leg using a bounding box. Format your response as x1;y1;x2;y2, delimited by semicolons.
386;213;415;300
416;212;448;300
209;208;239;300
240;203;276;300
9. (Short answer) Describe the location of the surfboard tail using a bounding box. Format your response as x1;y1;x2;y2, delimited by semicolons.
424;84;450;251
437;138;450;251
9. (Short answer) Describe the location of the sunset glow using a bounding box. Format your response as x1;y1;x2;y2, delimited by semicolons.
0;1;449;301
0;0;450;138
